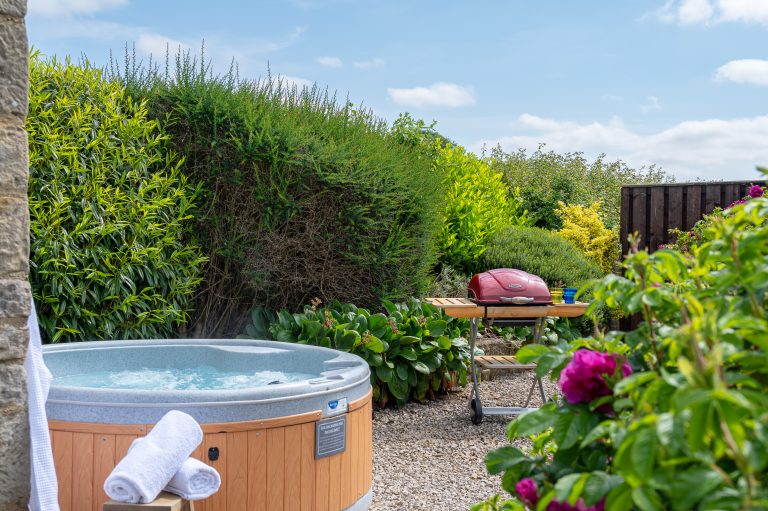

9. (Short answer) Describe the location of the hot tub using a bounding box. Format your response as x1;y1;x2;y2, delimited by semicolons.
43;339;373;511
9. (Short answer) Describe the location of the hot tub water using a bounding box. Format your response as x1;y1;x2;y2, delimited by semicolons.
52;366;319;390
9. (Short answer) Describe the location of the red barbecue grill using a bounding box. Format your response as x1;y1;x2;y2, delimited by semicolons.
468;268;552;306
427;268;588;425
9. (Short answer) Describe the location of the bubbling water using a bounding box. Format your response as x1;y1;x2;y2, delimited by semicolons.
52;365;318;390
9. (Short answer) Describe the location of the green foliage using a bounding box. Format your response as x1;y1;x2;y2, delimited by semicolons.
488;145;671;229
258;298;472;407
556;201;620;273
470;495;524;511
436;144;530;273
27;53;204;342
480;190;768;510
665;182;764;255
109;48;443;336
481;226;603;288
426;265;470;300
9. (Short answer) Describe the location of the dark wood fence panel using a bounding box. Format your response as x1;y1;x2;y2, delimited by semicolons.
620;181;757;254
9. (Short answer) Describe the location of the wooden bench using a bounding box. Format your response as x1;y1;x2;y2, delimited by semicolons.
103;492;194;511
475;355;537;371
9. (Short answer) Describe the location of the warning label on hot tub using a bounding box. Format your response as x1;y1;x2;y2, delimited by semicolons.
315;415;346;458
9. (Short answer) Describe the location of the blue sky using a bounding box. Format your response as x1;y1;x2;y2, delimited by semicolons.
27;0;768;181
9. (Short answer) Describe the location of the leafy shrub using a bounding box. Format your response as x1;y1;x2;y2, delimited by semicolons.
481;226;603;288
258;298;472;407
478;192;768;510
426;265;470;299
487;146;671;229
555;202;619;273
665;181;765;254
27;54;204;342
436;143;530;273
110;50;443;336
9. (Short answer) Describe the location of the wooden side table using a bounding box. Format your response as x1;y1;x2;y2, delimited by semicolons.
103;492;194;511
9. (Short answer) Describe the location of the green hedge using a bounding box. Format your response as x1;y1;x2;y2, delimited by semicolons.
27;54;204;342
488;146;671;229
481;226;603;288
111;51;444;336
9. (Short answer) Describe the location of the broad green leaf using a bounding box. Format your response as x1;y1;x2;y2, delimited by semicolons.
515;404;558;437
516;344;549;364
632;486;662;511
364;336;385;353
631;427;657;481
484;446;527;475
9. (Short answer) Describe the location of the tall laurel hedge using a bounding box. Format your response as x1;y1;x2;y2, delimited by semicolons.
27;54;205;342
110;52;444;336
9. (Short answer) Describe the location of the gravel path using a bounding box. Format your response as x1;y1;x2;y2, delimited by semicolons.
369;372;558;511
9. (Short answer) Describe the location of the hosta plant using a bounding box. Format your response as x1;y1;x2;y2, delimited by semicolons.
257;298;473;407
476;191;768;510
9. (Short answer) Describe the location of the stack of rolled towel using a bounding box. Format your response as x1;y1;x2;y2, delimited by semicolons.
103;410;221;504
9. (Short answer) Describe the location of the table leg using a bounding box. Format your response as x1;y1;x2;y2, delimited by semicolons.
468;318;484;424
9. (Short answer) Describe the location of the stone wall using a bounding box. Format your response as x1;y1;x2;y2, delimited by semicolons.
0;0;30;509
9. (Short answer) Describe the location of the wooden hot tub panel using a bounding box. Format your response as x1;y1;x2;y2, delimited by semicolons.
49;390;373;511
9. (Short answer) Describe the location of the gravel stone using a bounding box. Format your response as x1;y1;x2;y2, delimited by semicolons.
370;371;559;511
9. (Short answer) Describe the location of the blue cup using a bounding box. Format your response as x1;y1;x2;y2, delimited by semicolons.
563;288;578;304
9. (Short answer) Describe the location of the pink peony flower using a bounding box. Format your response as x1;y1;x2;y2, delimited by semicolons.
749;184;764;198
547;499;586;511
546;498;605;511
515;478;539;508
726;199;747;209
558;349;632;405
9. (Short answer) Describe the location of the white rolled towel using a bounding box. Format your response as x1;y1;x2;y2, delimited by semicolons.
124;438;221;501
104;410;203;503
165;457;221;500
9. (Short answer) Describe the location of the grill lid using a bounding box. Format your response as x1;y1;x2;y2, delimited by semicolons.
467;268;552;305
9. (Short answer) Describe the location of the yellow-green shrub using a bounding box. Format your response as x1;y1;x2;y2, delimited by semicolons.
435;143;529;273
27;54;205;342
555;201;618;272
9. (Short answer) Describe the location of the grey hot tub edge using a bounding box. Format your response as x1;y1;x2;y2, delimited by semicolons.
43;339;371;425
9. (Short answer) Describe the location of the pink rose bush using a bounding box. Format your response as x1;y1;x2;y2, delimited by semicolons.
558;349;632;405
515;478;539;508
726;183;764;209
515;478;606;511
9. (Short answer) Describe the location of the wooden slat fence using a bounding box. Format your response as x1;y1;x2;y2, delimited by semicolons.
620;181;757;254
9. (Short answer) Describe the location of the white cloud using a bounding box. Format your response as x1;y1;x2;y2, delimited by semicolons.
29;0;128;17
641;95;662;112
679;0;714;24
136;33;190;58
476;113;768;180
248;26;307;53
316;56;343;68
274;75;314;90
654;0;768;25
718;0;768;23
715;59;768;85
387;83;475;108
353;58;385;70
